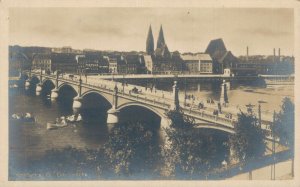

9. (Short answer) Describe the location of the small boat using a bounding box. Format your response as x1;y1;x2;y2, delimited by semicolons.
9;84;18;88
11;113;35;123
47;117;68;130
46;122;68;130
66;114;82;123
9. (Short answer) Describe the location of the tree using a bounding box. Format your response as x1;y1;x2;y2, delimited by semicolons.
104;121;162;177
274;97;294;152
229;111;267;163
162;110;228;178
273;97;294;176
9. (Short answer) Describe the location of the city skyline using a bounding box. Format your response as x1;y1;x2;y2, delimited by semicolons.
9;8;294;56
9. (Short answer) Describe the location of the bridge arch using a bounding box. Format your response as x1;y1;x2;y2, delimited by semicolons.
194;123;235;134
30;75;40;84
117;102;167;129
41;78;55;86
81;90;113;107
80;91;113;122
118;102;165;119
57;83;78;95
41;79;56;96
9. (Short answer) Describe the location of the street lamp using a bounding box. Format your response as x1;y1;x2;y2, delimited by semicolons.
271;110;276;180
184;77;187;106
122;74;125;94
257;100;267;129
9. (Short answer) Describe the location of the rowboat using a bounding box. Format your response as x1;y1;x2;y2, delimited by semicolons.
66;114;82;123
47;117;68;130
46;122;68;130
11;113;35;123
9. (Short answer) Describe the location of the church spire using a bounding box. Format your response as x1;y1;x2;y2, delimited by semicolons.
156;25;166;49
146;25;154;55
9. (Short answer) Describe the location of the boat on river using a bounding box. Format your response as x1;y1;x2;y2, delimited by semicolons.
47;117;68;130
11;113;35;123
46;122;68;130
66;114;82;123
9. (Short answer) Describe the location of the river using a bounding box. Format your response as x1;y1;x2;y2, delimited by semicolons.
8;80;294;179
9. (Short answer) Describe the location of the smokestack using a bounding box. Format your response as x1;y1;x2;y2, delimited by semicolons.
273;48;276;63
246;46;249;61
278;48;281;63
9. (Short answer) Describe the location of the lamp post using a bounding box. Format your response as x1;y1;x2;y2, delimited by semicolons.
271;111;276;180
257;101;262;128
184;77;187;106
122;74;125;94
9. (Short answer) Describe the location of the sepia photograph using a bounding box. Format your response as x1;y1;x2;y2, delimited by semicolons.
2;1;298;185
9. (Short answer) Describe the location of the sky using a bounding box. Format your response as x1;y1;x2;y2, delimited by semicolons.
9;8;294;56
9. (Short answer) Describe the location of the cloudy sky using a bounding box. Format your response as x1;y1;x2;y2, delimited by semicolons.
9;8;294;56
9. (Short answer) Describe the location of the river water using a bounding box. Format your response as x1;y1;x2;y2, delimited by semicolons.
8;80;294;179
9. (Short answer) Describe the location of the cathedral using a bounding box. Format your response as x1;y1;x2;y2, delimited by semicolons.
145;25;182;74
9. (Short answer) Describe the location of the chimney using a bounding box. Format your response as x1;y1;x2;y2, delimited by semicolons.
246;46;249;61
273;48;276;63
278;48;281;63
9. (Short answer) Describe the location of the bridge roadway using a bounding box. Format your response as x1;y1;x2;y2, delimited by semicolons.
24;70;273;134
85;73;256;81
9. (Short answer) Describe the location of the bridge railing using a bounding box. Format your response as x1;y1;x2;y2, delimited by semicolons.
182;107;235;127
73;77;171;109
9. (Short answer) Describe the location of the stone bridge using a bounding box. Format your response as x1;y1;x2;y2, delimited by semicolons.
21;70;244;134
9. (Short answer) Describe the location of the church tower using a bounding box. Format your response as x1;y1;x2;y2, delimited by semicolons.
156;25;166;49
146;25;154;55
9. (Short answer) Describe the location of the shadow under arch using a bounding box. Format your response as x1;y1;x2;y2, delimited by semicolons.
81;91;112;123
27;75;40;94
57;84;78;113
117;102;163;130
41;79;55;96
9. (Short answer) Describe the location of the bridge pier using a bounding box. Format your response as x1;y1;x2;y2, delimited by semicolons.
107;108;120;125
35;83;42;96
25;79;30;90
72;96;82;114
50;88;59;101
159;115;172;148
160;116;171;129
226;81;231;90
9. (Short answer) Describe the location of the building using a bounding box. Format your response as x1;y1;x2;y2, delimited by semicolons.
9;50;31;76
145;25;183;74
32;54;52;73
107;54;146;74
32;53;78;74
108;57;119;74
51;46;83;54
154;25;171;59
77;52;109;74
146;25;154;55
144;55;154;73
205;38;239;74
181;53;213;74
237;48;294;75
123;54;146;74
